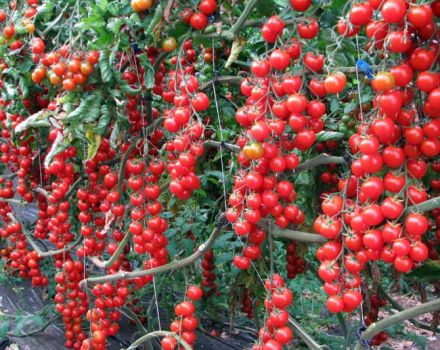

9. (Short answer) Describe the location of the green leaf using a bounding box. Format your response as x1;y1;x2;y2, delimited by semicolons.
97;0;108;11
256;0;276;15
406;260;440;282
99;50;113;83
65;95;95;122
330;98;340;113
86;132;102;160
145;1;164;34
96;105;111;135
343;102;356;114
107;18;125;34
138;53;155;89
93;30;114;49
66;93;102;124
316;131;345;142
15;110;52;133
44;132;69;168
296;171;314;186
18;76;29;99
0;319;9;339
84;95;103;123
167;22;190;39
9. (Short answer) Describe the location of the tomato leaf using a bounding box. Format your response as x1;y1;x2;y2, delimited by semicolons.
138;53;155;89
15;110;52;133
109;122;120;149
96;105;110;135
316;131;345;142
44;132;69;168
0;320;8;340
406;260;440;282
99;50;113;83
85;132;102;160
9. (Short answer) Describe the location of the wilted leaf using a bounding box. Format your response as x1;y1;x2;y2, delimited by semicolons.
15;110;52;133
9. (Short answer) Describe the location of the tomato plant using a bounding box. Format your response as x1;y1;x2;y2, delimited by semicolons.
0;1;439;350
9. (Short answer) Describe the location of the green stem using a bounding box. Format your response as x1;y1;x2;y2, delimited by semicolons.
272;228;326;243
124;330;192;350
225;0;260;39
117;117;164;195
378;285;440;333
120;306;148;335
79;215;226;288
296;154;346;172
288;317;331;350
336;313;348;339
405;197;440;215
354;298;440;350
8;315;60;338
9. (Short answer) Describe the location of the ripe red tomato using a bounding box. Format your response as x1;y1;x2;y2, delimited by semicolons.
381;0;406;23
272;287;293;309
380;197;403;219
350;2;373;26
405;213;429;236
175;301;195;317
409;242;429;262
187;286;203;301
342;290;363;310
362;229;384;250
161;336;177;350
274;326;293;344
394;255;413;273
297;19;319;39
318;261;341;282
199;0;217;15
269;49;291;70
190;12;208;30
408;5;434;29
324;72;347;94
290;0;311;12
326;295;344;313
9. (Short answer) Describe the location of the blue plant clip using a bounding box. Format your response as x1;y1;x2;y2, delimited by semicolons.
131;43;141;54
356;59;374;80
356;325;371;347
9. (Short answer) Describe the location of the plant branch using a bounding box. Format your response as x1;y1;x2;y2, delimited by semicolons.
8;212;83;257
296;154;347;172
377;285;440;333
354;298;440;350
203;140;240;153
123;330;192;350
88;226;131;269
289;317;331;350
405;197;440;215
273;227;326;243
224;0;260;40
79;214;226;288
7;315;60;338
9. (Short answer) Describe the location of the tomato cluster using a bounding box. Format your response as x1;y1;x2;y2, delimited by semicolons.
179;0;218;31
162;40;207;200
30;41;100;92
161;286;203;350
285;241;304;279
253;275;293;350
200;249;218;297
365;294;388;346
241;288;255;318
54;259;89;349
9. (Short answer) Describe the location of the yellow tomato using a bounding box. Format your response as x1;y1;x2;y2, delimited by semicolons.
243;142;264;160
